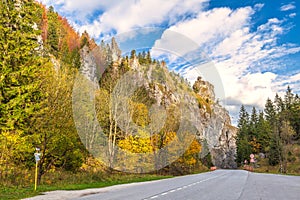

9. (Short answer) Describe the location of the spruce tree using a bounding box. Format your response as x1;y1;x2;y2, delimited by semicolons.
0;0;44;132
290;94;300;139
0;0;48;173
274;93;284;113
249;107;258;138
46;6;59;56
236;105;251;166
284;86;294;111
256;112;271;153
264;98;281;166
264;98;276;123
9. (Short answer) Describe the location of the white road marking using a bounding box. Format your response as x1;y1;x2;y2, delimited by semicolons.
143;172;229;200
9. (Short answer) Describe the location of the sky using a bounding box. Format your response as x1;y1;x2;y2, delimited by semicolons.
37;0;300;125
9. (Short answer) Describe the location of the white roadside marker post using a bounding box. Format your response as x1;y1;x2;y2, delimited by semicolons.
34;148;41;191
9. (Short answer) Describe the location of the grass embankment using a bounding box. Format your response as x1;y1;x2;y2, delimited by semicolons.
0;171;173;200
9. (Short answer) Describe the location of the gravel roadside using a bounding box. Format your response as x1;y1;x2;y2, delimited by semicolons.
22;180;162;200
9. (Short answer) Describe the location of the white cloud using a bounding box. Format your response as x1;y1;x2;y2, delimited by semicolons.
211;14;299;108
254;3;264;10
166;7;254;48
290;73;300;83
38;0;123;19
152;4;300;122
275;72;300;93
280;3;296;11
152;29;199;58
62;0;121;11
224;71;277;107
72;0;208;39
289;13;297;18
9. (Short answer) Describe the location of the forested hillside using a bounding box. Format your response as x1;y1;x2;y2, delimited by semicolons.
236;87;300;174
2;2;299;197
0;0;87;186
0;0;238;192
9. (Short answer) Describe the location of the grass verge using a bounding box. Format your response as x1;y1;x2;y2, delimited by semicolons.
0;173;173;200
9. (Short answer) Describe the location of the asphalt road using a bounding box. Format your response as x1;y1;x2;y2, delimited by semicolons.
75;170;300;200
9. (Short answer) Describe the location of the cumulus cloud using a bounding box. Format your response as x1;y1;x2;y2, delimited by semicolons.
152;4;300;123
280;3;296;11
38;0;124;22
72;0;208;39
167;7;254;48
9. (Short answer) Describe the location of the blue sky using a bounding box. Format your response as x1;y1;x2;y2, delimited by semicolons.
38;0;300;124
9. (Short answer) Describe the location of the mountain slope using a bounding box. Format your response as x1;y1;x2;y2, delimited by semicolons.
78;40;238;169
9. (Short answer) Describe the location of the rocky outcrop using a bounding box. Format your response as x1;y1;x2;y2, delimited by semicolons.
145;72;237;168
193;77;237;169
193;76;215;101
79;39;237;169
206;104;237;168
111;37;121;62
129;56;140;70
80;46;98;83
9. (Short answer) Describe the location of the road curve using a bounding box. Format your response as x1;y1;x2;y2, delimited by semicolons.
76;170;300;200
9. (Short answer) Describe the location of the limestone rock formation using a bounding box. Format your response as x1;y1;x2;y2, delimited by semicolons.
80;46;98;83
193;77;237;168
111;37;121;62
193;76;215;101
79;40;238;169
206;104;237;168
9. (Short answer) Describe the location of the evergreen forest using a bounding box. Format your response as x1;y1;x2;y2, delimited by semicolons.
236;87;300;174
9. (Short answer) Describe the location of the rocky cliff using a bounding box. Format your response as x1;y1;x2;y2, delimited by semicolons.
79;39;237;169
193;76;238;168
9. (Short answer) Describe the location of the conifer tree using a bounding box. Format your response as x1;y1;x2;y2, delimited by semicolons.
256;112;271;153
249;107;260;153
0;0;48;175
290;94;300;139
264;98;276;123
236;105;251;166
0;0;44;132
264;98;281;166
46;6;59;56
249;107;258;138
284;86;294;111
274;93;284;113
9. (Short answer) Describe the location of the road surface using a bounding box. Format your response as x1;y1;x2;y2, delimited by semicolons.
24;170;300;200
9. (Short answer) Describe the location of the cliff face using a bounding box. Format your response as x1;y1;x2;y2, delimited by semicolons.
80;46;98;83
193;76;238;169
205;104;237;168
80;39;237;169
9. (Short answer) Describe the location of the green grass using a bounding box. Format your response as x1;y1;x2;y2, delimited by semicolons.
0;187;39;200
0;173;173;200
